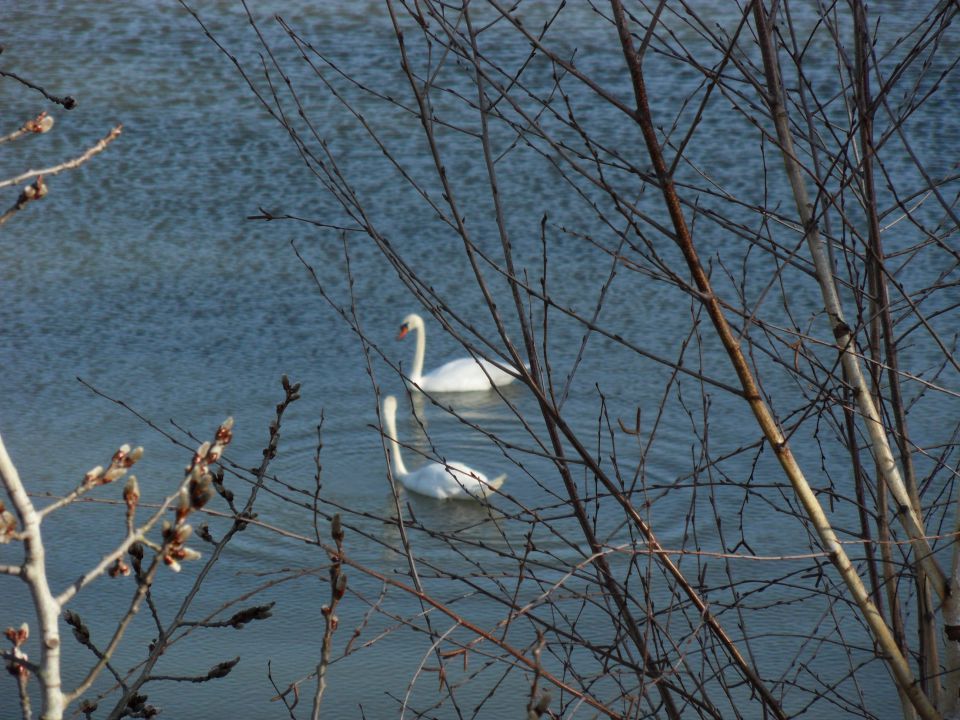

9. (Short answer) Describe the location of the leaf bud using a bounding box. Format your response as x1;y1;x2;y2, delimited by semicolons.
174;523;193;545
334;572;347;600
83;466;104;485
109;558;131;577
124;446;144;467
535;693;551;713
123;476;140;510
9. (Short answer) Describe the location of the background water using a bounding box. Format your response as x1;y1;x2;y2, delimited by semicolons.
1;2;957;718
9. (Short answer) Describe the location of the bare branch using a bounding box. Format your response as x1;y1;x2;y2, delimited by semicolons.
0;124;122;190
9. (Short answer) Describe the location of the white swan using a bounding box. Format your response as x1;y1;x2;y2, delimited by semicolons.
381;395;505;500
397;313;520;393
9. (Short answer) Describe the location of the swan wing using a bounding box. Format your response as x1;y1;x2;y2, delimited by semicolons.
420;357;518;393
400;461;502;500
485;473;507;494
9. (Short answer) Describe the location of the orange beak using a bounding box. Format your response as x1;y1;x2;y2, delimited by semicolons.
397;323;409;340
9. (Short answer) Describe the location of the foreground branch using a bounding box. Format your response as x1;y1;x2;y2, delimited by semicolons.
610;1;939;717
0;125;122;191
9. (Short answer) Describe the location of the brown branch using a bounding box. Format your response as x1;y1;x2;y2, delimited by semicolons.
0;176;47;228
608;0;939;718
0;69;77;109
311;515;346;720
337;549;624;720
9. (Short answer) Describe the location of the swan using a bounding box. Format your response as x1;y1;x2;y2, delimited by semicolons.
381;395;505;500
397;313;521;393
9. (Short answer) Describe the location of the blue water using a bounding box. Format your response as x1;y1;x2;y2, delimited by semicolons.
2;2;958;718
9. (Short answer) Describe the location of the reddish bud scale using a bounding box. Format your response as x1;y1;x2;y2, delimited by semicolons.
0;510;16;542
174;524;192;544
4;624;28;646
333;573;347;600
24;112;53;133
6;648;29;678
109;558;131;577
190;483;213;510
124;491;139;511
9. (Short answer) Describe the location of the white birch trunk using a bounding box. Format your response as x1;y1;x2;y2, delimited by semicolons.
0;434;64;720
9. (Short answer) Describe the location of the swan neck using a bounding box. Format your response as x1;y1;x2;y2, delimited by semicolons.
410;319;425;383
384;402;408;476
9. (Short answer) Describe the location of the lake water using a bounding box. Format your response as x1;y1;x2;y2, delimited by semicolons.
2;2;958;718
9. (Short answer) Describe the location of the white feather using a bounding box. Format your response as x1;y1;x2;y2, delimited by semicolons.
382;395;506;500
398;313;520;393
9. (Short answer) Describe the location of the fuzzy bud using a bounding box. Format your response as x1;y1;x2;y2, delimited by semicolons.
79;699;98;715
174;524;193;545
123;476;140;511
0;510;16;543
535;693;551;713
112;444;131;463
20;176;47;203
207;657;240;679
333;572;347;600
213;473;233;502
193;442;211;468
65;611;90;643
124;446;144;467
24;112;54;133
179;546;201;562
227;603;274;628
102;465;128;483
176;488;190;522
83;466;104;486
189;473;214;510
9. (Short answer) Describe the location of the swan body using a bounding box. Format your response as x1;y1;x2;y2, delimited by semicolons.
398;313;520;393
382;395;505;500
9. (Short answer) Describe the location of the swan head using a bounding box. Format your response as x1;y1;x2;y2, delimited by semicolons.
397;313;423;340
383;394;398;418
